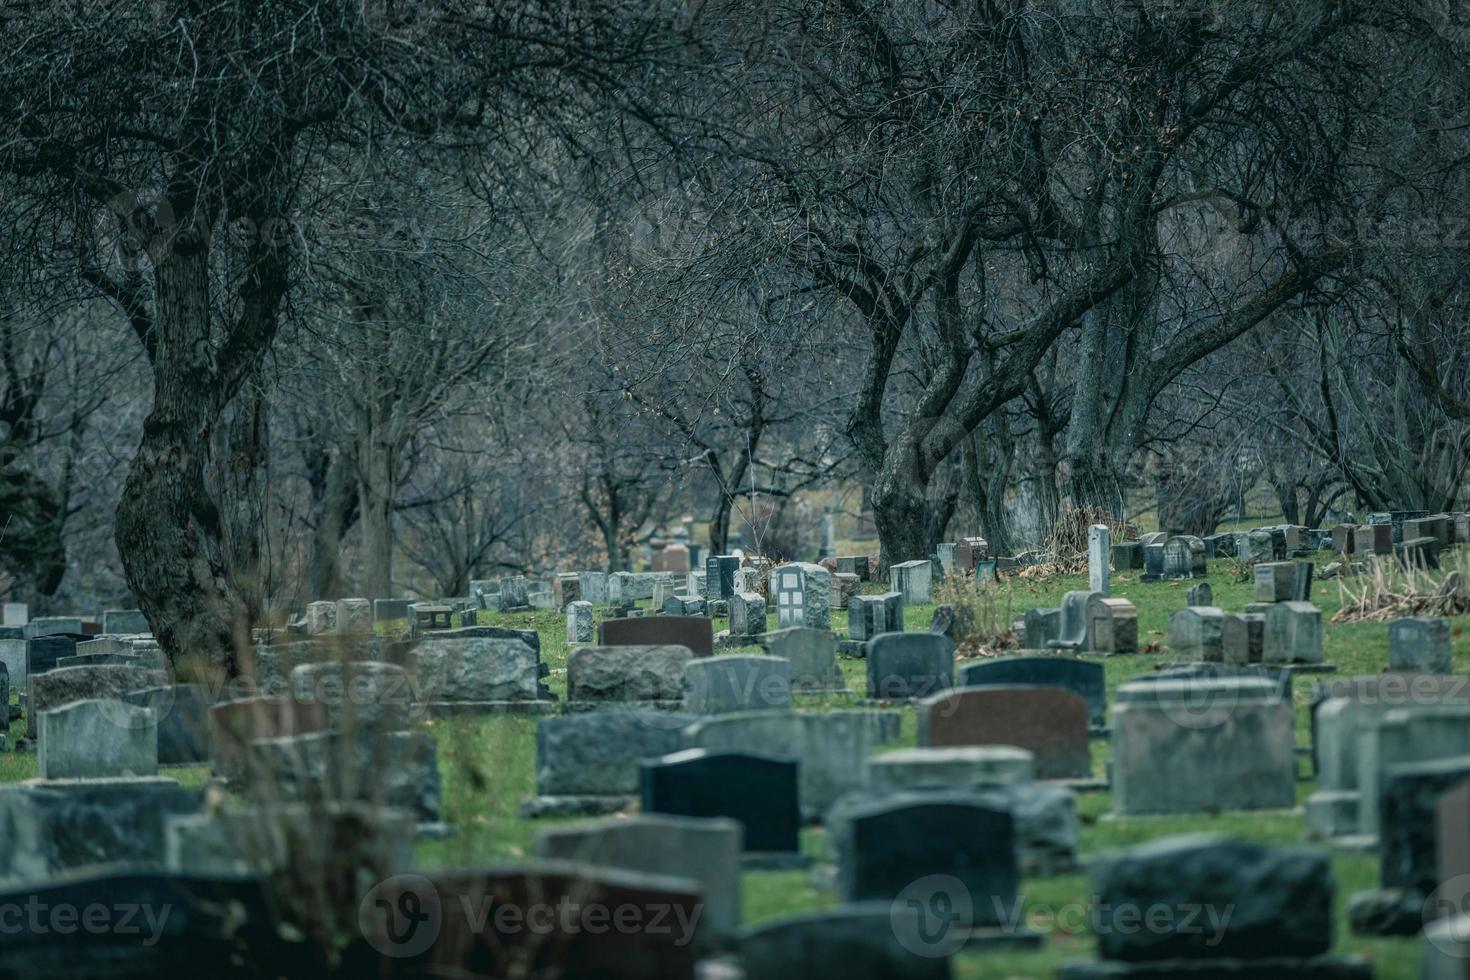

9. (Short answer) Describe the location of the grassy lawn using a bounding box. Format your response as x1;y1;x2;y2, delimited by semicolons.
3;555;1446;976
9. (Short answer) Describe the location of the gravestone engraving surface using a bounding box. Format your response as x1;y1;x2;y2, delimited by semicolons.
599;615;714;656
919;685;1091;779
866;632;953;700
640;749;799;853
958;656;1106;729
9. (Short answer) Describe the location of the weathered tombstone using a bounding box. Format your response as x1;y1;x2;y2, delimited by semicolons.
831;571;860;615
1;603;27;627
1111;679;1296;815
1048;590;1099;651
918;685;1090;779
1380;755;1470;898
1111;541;1145;571
828;793;1018;919
0;632;25;694
1389;617;1453;673
38;699;158;779
651;543;691;573
27;632;91;676
566;645;694;704
1254;562;1295;602
1399;535;1441;571
289;660;412;734
1088;524;1111;595
349;865;705;980
1332;524;1357;555
248;729;442;822
935;542;956;576
1141;542;1166;582
499;574;531;609
1161;535;1206;579
566;600;594;644
100;609;150;635
1085;595;1138;654
705;555;741;600
889;559;933;606
772;563;831;629
410;635;546;709
526;711;695;814
371;598;410;623
1262;600;1323;665
579;571;609;604
835;555;871;581
866;632;953;700
408;602;453;634
1357;708;1470;839
553;572;583;608
639;749;800;853
23;616;82;639
334;598;373;635
536;814;742;946
599;615;714;656
663;594;707;617
686;710;899;819
1072;835;1338;973
208;695;331;782
760;627;846;692
727;591;766;641
683;655;792;714
1220;612;1266;665
304;600;338;636
1186;582;1213;607
28;664;168;738
1168;606;1227;661
123;685;211;765
958;657;1105;729
1023;607;1062;649
1437;777;1470;923
848;593;903;642
1356;523;1393;556
739;906;952;980
953;537;989;571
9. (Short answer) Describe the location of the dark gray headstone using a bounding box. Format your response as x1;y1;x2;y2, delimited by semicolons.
958;656;1105;729
640;749;799;853
866;632;953;700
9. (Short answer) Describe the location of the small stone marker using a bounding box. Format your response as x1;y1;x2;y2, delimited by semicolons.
1168;606;1227;661
1085;595;1138;654
1254;562;1295;602
1262;601;1323;665
848;593;903;641
835;555;871;580
639;749;800;853
1186;582;1213;607
889;559;933;605
1389;617;1452;673
1111;542;1144;571
1088;524;1110;595
727;592;766;639
1023;607;1062;648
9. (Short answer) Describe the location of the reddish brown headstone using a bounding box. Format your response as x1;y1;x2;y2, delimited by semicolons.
1355;524;1392;556
651;544;691;574
209;695;330;781
352;865;702;980
918;685;1091;779
599;616;714;657
953;537;989;571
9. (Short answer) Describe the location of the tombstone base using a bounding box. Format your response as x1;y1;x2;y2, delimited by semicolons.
560;699;689;715
518;794;635;819
1058;955;1371;978
739;851;811;871
837;640;867;658
424;700;557;717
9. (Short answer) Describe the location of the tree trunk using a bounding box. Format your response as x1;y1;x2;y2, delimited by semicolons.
871;438;931;573
306;442;359;599
215;376;268;626
115;246;240;674
358;435;395;599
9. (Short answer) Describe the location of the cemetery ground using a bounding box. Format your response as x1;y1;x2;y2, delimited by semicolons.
0;558;1442;977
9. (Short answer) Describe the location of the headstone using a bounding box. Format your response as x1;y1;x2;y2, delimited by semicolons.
289;660;412;733
553;572;583;607
567;645;694;703
705;555;741;600
640;749;799;853
1111;679;1296;815
1023;607;1062;648
1380;755;1470;897
1294;560;1315;602
683;654;792;714
1085;595;1138;654
532;711;695;800
23;616;82;639
1399;535;1441;571
686;710;900;818
1048;590;1099;651
1088;525;1111;595
828;793;1017;919
1357;708;1470;838
1161;535;1205;579
2;603;28;627
499;574;530;609
599;615;715;656
759;627;846;692
0;633;22;694
836;555;871;580
371;598;410;623
207;695;331;782
579;571;609;604
304;600;337;635
122;685;211;765
1111;541;1144;571
651;543;691;573
773;563;831;629
247;729;441;821
100;609;149;635
728;591;766;640
1168;606;1227;662
918;685;1090;779
1220;612;1266;665
536;814;742;945
848;593;903;642
1262;601;1323;664
1254;562;1295;602
1332;524;1357;555
26;632;90;676
566;600;594;643
27;664;168;738
866;632;953;700
1085;835;1333;964
333;598;372;635
831;571;860;615
1356;523;1393;556
889;559;933;605
1141;542;1166;581
411;636;543;706
739;905;952;980
38;699;158;779
958;657;1105;729
953;537;988;571
1390;617;1453;673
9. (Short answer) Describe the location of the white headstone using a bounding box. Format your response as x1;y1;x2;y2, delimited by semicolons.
1088;525;1111;596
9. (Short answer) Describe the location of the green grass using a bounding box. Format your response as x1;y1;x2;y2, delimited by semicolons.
10;556;1455;976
